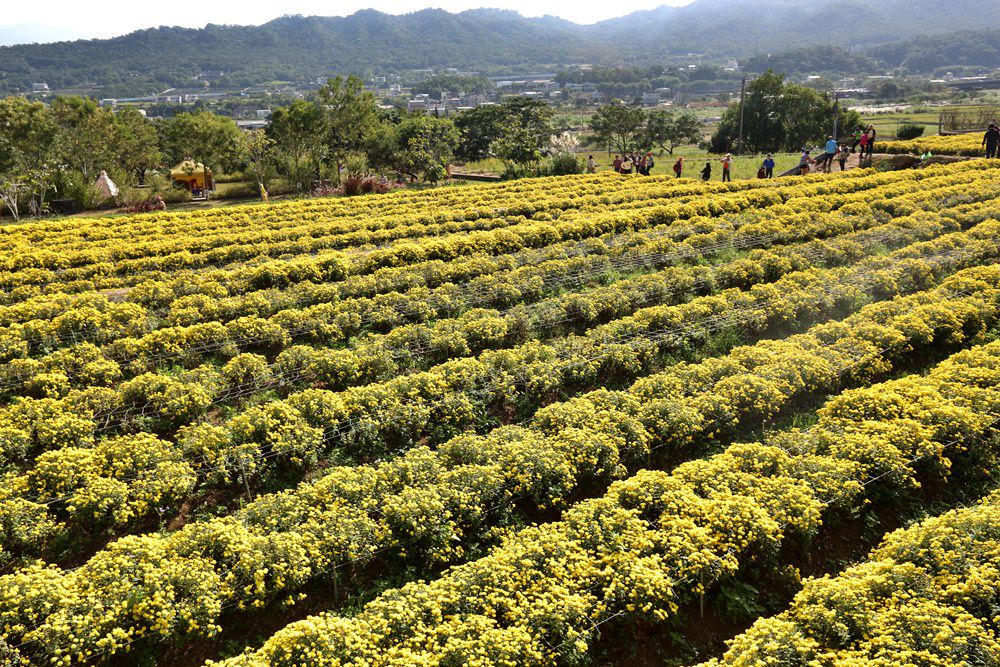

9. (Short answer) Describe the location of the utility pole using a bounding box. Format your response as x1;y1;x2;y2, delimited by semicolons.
832;90;839;141
737;76;746;155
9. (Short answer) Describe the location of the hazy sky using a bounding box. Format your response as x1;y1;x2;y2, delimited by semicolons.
2;0;694;41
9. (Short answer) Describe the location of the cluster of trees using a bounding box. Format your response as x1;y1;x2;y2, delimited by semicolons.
265;78;557;188
709;71;861;154
868;29;1000;74
745;30;1000;79
0;69;868;219
0;75;563;218
587;104;704;155
743;46;880;78
0;96;162;219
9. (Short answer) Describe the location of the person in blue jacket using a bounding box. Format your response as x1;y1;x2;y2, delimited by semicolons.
822;136;838;173
762;154;775;178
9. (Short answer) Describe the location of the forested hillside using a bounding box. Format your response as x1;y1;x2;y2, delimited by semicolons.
0;0;998;95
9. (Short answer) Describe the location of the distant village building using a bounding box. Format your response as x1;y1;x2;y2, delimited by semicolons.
642;92;662;107
31;82;49;92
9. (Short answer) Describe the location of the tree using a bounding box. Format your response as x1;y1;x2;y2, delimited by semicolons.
112;107;161;186
453;98;552;166
643;110;703;155
0;96;58;219
491;122;545;171
709;70;861;154
316;75;379;185
159;111;242;177
395;115;459;184
503;98;554;156
267;100;326;191
236;130;275;199
50;96;117;183
364;121;400;177
368;114;458;184
0;176;25;222
589;103;646;154
454;104;507;162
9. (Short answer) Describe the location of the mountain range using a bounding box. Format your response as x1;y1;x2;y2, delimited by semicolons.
0;0;997;96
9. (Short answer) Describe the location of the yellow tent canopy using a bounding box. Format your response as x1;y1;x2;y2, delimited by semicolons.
169;160;214;191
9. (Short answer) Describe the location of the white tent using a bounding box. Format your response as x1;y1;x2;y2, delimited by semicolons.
94;170;119;199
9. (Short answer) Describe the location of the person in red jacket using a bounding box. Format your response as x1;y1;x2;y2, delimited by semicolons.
720;153;733;182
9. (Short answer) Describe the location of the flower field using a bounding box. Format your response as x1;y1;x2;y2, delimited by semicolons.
1;163;1000;667
877;132;986;157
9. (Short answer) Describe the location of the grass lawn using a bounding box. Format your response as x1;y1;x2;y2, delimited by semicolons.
857;102;1000;139
857;111;941;139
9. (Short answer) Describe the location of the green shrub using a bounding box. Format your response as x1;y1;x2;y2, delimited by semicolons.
546;153;583;176
896;123;925;140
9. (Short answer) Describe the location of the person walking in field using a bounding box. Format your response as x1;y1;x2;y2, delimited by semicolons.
762;154;775;178
701;161;712;181
983;123;1000;159
586;155;597;173
645;152;655;175
838;144;850;171
799;148;815;175
720;153;733;182
857;131;869;161
863;124;877;159
850;127;862;154
621;155;633;174
612;155;622;173
637;153;648;175
672;156;684;178
822;136;838;173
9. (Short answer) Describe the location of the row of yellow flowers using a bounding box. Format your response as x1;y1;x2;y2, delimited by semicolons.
2;214;994;487
0;172;673;258
0;163;977;304
208;333;1000;667
0;166;990;381
2;175;972;401
877;132;986;157
701;489;1000;666
0;209;957;554
2;264;998;666
0;173;788;289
